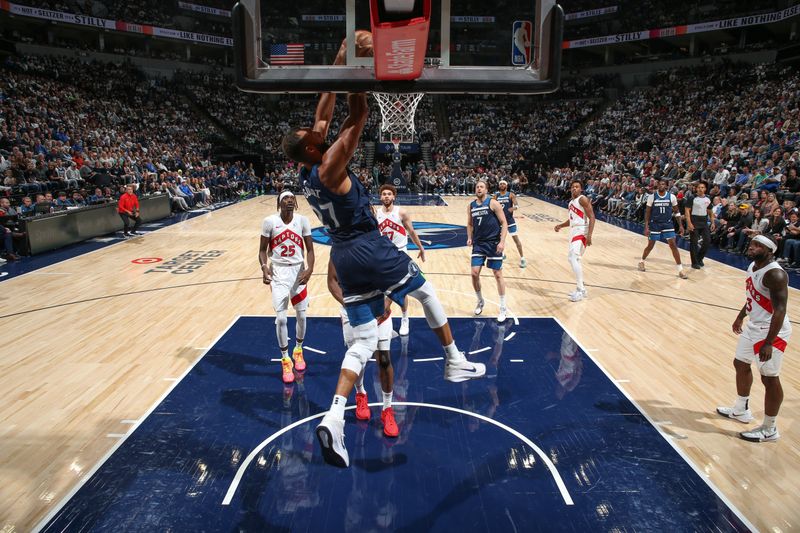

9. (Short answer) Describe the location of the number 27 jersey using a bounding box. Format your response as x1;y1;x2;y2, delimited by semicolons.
261;213;311;266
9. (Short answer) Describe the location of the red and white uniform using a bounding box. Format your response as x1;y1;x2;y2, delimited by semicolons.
377;205;408;252
568;195;589;254
261;213;312;312
736;261;791;376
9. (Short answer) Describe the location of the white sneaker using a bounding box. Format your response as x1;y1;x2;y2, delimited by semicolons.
399;317;409;336
445;355;486;382
316;414;349;467
637;261;646;272
568;289;587;302
520;257;527;268
474;300;485;316
497;308;507;323
716;406;754;424
678;269;688;279
740;425;780;442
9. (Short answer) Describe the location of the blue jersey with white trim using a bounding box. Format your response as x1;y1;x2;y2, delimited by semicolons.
470;197;501;243
648;191;675;229
300;164;378;244
495;192;515;225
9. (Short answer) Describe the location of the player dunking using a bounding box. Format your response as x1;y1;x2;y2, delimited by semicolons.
639;178;688;279
376;184;426;336
494;179;526;268
467;179;509;322
259;191;314;383
554;180;595;302
281;31;484;468
328;261;399;437
716;235;791;442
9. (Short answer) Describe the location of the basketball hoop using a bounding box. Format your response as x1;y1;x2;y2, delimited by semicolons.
373;92;424;143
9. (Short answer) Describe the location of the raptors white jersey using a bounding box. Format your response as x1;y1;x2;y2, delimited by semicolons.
376;205;408;250
745;261;791;329
261;213;311;266
568;195;589;238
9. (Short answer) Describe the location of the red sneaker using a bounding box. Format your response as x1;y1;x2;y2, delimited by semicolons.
381;407;399;438
355;392;370;420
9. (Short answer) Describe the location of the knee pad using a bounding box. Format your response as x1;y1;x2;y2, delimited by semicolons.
341;320;378;374
409;281;448;330
275;311;288;328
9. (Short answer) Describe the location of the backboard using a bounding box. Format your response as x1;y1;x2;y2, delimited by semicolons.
233;0;563;94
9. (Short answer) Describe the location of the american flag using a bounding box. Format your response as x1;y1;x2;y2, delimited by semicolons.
269;43;305;65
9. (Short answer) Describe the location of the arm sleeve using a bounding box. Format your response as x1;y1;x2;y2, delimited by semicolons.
301;215;311;237
646;194;655;207
670;194;677;206
261;216;273;239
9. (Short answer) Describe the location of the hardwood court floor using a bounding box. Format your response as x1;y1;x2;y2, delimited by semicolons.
1;195;798;532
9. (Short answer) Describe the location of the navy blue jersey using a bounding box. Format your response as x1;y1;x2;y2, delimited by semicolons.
470;197;501;243
648;191;676;229
300;164;378;244
495;192;515;225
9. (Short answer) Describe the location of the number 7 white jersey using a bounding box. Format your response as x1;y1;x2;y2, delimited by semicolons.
261;213;311;266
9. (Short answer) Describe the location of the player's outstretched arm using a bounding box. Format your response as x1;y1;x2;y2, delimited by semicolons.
490;199;508;253
327;259;345;306
580;195;596;246
400;208;425;262
760;268;788;361
318;93;368;194
258;235;273;285
466;202;473;245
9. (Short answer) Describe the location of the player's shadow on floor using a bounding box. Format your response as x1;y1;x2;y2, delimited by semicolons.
637;399;754;438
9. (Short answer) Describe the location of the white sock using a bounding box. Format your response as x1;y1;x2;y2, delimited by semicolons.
330;395;347;420
475;290;483;303
295;339;303;348
734;395;749;412
281;348;289;358
499;295;506;309
402;309;408;319
676;263;683;272
382;390;393;410
444;341;462;361
763;415;777;430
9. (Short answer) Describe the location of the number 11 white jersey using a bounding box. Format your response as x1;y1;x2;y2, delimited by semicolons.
261;213;311;267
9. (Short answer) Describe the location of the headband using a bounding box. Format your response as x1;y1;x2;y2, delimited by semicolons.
278;191;295;203
752;234;777;252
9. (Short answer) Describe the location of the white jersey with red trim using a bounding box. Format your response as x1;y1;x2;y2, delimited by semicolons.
745;261;790;329
568;195;589;238
261;213;311;266
376;205;408;250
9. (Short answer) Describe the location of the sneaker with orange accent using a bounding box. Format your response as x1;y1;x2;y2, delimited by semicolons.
293;346;306;372
355;392;370;421
281;357;295;384
381;407;399;438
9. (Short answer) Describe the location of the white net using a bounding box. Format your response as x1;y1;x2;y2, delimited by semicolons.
373;92;425;143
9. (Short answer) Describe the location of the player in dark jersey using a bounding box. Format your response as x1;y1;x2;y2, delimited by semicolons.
468;179;508;322
280;32;484;468
639;178;688;278
494;179;526;268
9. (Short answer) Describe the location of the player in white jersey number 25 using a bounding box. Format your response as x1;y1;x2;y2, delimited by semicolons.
259;191;315;384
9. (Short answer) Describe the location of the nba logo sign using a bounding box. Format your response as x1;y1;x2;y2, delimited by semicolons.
511;20;532;66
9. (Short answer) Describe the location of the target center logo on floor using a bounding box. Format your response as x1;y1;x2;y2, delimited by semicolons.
311;222;468;250
142;250;226;274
